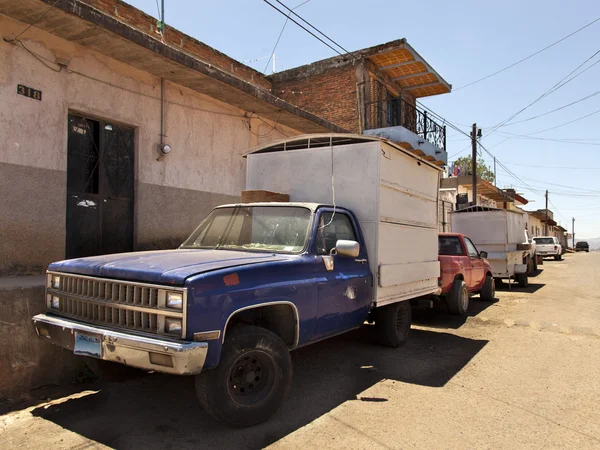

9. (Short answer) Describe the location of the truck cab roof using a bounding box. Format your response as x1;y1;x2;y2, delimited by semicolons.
215;202;345;213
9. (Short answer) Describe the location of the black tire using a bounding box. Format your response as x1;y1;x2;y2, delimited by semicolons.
554;254;562;261
85;358;142;382
480;275;495;302
195;325;292;428
375;301;412;348
516;273;529;288
446;279;469;316
533;255;538;271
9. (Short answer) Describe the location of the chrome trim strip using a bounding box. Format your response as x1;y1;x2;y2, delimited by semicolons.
32;314;207;375
47;271;186;292
222;301;300;348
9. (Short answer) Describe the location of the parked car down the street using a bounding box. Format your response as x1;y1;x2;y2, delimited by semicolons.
436;233;495;316
575;241;590;252
533;236;563;260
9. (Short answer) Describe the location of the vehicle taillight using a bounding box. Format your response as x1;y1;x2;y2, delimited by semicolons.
554;245;557;250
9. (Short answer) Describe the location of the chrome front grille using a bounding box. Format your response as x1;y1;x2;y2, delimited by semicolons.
46;272;186;338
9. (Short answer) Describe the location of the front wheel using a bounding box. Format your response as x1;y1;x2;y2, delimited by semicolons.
195;325;292;428
375;301;412;348
480;276;495;302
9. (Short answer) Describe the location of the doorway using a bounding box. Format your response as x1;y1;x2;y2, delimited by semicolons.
66;114;135;259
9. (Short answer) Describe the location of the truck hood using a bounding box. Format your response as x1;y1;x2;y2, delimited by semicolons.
48;249;291;285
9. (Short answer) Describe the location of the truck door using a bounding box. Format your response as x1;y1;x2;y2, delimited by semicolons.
464;237;485;289
313;210;372;339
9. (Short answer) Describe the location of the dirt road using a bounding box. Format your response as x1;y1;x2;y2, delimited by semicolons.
2;253;599;449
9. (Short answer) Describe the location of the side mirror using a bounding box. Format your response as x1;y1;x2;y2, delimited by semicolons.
480;251;488;259
335;240;360;258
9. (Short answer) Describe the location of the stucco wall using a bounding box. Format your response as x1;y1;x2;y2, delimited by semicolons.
0;14;299;272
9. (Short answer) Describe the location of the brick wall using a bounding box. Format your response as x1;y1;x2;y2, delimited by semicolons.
271;65;359;132
82;0;271;90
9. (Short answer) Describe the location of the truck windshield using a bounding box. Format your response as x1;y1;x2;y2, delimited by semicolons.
534;238;554;245
181;206;312;253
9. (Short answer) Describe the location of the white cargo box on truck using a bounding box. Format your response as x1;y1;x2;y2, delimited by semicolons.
450;207;530;281
245;134;441;307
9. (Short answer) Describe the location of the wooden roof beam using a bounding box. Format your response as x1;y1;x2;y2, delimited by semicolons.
377;59;417;71
392;70;430;81
405;81;442;90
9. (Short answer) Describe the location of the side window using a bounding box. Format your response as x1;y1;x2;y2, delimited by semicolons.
315;212;357;255
464;238;479;258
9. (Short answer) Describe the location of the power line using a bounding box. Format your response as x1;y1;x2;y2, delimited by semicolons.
270;0;357;60
262;0;349;59
485;49;600;138
263;0;311;74
493;132;600;146
497;89;600;128
503;162;600;170
454;16;600;91
510;107;600;136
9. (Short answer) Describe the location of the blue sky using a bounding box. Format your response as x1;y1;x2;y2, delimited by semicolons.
128;0;600;238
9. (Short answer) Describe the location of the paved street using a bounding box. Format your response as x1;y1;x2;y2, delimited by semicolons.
2;253;599;449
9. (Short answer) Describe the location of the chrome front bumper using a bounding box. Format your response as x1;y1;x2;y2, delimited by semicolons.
32;314;207;375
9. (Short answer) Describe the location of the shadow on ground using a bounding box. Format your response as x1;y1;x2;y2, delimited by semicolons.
412;294;499;330
29;327;487;449
496;282;545;294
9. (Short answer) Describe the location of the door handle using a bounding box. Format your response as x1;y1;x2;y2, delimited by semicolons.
355;259;367;264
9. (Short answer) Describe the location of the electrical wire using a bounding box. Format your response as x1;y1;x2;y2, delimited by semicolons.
6;0;60;42
271;0;358;60
485;49;600;138
262;0;347;58
503;162;600;170
454;16;600;91
263;0;311;74
497;89;600;128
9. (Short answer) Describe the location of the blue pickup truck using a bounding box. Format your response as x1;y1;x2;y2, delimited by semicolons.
33;202;409;426
32;134;441;427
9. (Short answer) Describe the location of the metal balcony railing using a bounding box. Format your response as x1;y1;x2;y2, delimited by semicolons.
364;96;446;152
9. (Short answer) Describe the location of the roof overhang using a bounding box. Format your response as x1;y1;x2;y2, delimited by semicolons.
368;40;452;98
0;0;345;134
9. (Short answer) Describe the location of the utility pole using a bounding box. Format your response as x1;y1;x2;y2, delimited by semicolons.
572;217;575;248
544;190;549;236
471;123;478;206
494;156;497;187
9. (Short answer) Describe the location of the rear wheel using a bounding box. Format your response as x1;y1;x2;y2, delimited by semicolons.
195;325;292;428
375;301;412;348
516;273;529;288
480;276;495;302
447;279;469;316
554;254;562;261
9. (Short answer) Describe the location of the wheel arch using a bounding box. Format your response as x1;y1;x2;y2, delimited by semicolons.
223;301;299;349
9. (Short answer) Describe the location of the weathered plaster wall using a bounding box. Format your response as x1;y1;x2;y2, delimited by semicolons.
0;14;299;272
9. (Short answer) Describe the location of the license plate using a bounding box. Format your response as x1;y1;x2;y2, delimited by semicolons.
74;333;102;358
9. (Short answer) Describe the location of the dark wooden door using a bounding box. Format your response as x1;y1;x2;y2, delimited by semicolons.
66;114;134;259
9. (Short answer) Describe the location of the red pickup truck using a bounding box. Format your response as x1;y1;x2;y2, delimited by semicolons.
438;233;495;316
